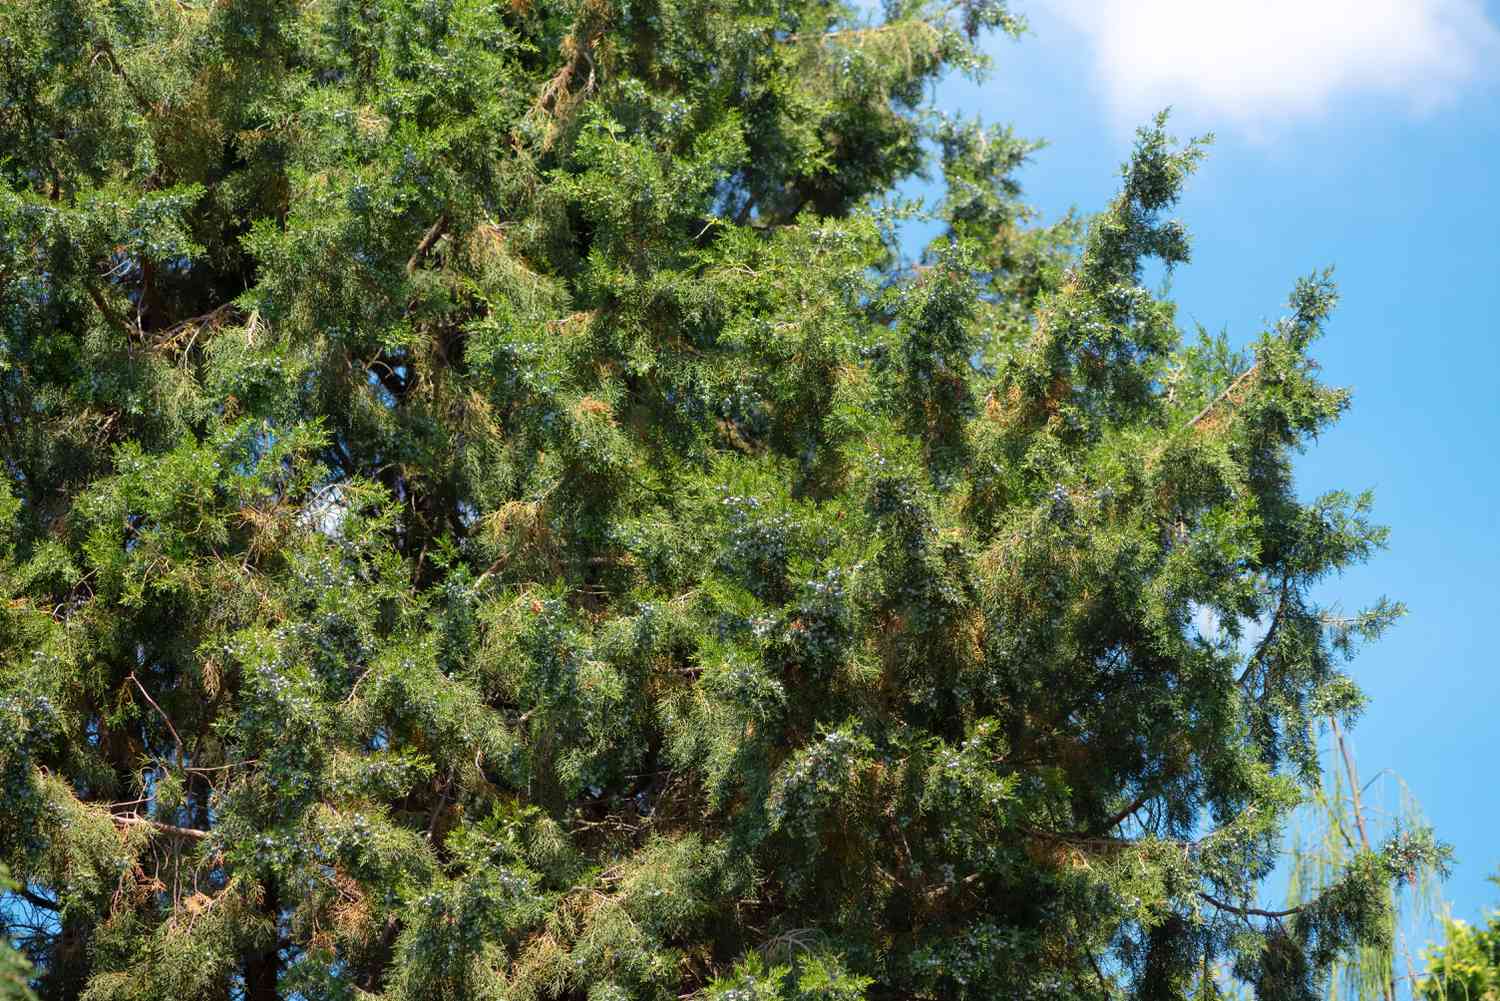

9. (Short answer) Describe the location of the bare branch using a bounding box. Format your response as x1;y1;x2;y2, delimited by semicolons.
1198;892;1301;920
1330;716;1374;852
126;671;183;764
113;814;210;840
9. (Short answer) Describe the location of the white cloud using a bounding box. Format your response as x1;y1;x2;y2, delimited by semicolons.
1042;0;1500;130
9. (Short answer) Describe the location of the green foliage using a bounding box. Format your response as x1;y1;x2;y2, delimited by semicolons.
1418;878;1500;1001
0;0;1436;998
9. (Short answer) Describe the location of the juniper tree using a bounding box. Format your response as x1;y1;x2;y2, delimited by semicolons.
0;1;1445;999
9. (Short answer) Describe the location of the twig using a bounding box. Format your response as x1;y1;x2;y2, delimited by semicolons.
338;667;373;709
127;671;183;764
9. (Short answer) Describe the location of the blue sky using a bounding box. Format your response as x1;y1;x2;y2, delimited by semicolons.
916;0;1500;953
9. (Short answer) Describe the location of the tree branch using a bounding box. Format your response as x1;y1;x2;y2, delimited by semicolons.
92;36;154;115
86;282;137;340
14;885;60;912
1330;715;1373;852
1096;792;1149;835
1197;892;1300;920
1020;825;1191;852
407;214;449;275
1237;575;1291;689
1187;362;1259;430
126;671;183;764
113;814;210;840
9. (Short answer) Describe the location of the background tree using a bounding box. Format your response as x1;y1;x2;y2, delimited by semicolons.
1281;722;1446;1001
1417;877;1500;1001
0;1;1447;999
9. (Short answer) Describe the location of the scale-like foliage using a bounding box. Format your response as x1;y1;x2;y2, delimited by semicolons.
0;1;1441;999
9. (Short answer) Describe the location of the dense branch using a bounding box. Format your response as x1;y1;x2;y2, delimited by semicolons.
782;2;961;44
86;282;137;339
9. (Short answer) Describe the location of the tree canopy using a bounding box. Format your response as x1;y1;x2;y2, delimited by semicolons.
0;1;1446;999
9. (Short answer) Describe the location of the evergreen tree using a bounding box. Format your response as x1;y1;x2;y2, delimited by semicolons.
0;1;1446;998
